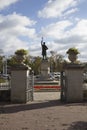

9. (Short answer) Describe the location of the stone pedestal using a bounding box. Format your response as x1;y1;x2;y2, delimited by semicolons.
40;60;50;80
65;64;84;103
11;65;31;103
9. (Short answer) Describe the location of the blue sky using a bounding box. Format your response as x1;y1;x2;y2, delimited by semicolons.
0;0;87;62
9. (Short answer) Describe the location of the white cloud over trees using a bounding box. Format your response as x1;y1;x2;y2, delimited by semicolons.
38;0;79;18
0;0;87;62
0;0;20;10
0;13;37;55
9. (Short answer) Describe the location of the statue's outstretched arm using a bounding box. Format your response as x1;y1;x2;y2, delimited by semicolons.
41;37;43;45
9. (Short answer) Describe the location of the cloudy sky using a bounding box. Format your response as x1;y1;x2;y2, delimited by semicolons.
0;0;87;61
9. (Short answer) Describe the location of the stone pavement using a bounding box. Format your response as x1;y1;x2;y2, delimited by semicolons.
0;92;87;130
33;91;61;102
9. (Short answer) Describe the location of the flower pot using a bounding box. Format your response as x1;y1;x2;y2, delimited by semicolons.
68;53;77;63
16;54;25;64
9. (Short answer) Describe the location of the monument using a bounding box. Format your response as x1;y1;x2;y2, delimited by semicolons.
41;37;48;60
34;38;59;91
40;37;50;80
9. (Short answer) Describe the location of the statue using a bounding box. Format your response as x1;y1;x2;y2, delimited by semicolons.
41;37;48;60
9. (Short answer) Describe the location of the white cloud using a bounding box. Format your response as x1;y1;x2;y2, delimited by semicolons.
0;0;86;62
0;13;37;55
1;13;87;62
70;19;87;36
39;19;87;62
63;8;78;17
40;20;72;39
0;0;20;10
38;0;79;18
0;12;36;30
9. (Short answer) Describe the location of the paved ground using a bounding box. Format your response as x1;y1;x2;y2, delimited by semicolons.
34;92;60;102
0;92;87;130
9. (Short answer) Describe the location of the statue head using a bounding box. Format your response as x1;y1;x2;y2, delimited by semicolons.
43;42;45;45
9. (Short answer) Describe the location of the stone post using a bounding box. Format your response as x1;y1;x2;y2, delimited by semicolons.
40;60;50;80
65;64;84;103
11;65;31;103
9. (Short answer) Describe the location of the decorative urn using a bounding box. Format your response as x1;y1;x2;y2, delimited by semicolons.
66;47;80;63
15;49;28;65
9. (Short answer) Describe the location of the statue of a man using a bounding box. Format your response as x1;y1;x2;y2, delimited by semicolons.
41;38;48;60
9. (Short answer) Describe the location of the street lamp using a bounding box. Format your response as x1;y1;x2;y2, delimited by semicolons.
3;56;7;75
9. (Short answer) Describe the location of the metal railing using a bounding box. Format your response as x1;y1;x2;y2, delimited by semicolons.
0;80;11;90
26;71;34;101
60;71;67;101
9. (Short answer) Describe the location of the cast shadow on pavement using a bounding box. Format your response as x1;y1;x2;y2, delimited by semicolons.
0;99;63;114
0;100;87;114
67;121;87;130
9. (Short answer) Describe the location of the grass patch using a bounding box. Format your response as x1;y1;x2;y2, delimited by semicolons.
0;78;6;83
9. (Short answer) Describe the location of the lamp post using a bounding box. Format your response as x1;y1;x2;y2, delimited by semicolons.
3;56;7;75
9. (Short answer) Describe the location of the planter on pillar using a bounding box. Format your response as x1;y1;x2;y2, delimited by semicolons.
61;48;84;103
11;64;32;103
11;49;32;103
66;47;80;63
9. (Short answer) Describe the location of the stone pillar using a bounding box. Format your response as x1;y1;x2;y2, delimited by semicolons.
11;65;31;103
65;64;84;103
40;60;50;80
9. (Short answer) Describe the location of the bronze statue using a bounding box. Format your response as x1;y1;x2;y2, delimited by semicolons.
41;37;48;60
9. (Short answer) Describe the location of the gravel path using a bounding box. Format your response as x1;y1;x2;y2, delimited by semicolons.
0;92;87;130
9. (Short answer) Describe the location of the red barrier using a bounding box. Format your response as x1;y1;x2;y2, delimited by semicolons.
34;86;61;89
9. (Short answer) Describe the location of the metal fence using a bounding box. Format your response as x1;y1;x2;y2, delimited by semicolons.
0;80;11;90
60;71;67;101
0;79;11;101
26;72;34;101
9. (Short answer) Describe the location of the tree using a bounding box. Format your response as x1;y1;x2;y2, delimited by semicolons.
0;56;3;73
7;55;18;66
29;56;42;75
55;55;64;72
50;51;64;72
0;49;4;72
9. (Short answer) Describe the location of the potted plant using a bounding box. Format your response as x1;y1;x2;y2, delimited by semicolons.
15;49;28;64
66;47;80;63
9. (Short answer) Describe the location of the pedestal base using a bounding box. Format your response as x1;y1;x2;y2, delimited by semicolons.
40;60;50;80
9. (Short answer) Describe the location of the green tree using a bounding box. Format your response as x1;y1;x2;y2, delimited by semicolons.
0;49;4;72
0;56;3;72
29;56;42;75
7;55;17;66
50;51;64;72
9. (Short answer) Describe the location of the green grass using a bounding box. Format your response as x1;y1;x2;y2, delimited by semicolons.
0;78;6;83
